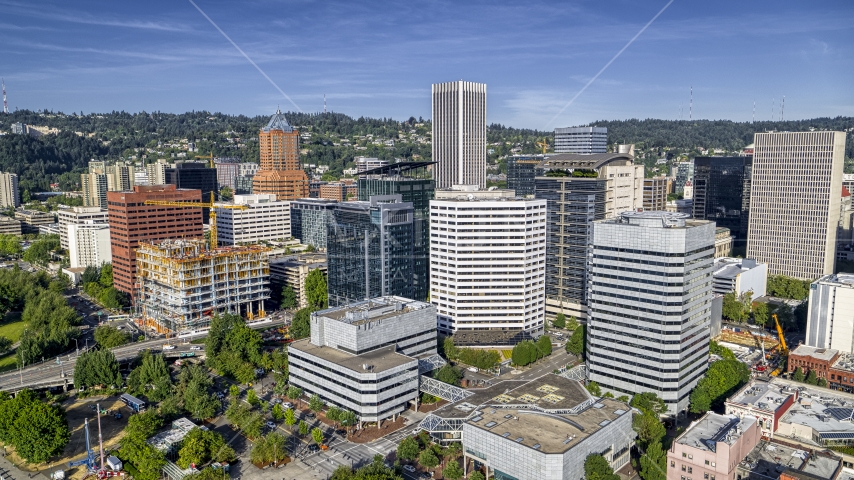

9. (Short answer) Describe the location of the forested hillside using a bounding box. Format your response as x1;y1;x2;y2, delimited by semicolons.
0;110;851;196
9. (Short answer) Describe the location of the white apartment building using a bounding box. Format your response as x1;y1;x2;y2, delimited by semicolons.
587;211;715;414
239;162;259;177
214;194;291;246
68;223;111;268
0;172;19;208
806;273;854;354
81;172;108;207
747;131;846;279
146;160;167;186
355;157;387;175
553;126;607;154
711;257;768;301
57;206;109;250
429;186;547;338
432;81;486;189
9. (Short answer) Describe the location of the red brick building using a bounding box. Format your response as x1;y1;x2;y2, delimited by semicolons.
107;185;203;296
787;344;840;380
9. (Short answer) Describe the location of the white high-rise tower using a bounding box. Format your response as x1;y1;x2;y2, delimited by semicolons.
431;80;486;189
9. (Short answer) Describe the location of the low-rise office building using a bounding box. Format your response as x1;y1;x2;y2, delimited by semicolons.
417;374;635;480
15;209;54;234
288;297;436;424
667;413;760;480
214;194;291;246
715;227;734;258
725;380;798;440
269;253;327;308
712;257;768;301
0;216;21;236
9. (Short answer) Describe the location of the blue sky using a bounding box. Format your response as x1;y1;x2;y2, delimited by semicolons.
2;0;852;129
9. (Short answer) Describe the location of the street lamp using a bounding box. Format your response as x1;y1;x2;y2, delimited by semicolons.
73;338;79;356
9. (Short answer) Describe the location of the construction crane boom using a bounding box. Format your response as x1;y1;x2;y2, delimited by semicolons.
536;138;550;154
144;192;248;248
772;313;788;353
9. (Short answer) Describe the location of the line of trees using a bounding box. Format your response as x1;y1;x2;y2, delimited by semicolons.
511;336;552;367
689;344;751;414
440;338;501;370
82;263;129;309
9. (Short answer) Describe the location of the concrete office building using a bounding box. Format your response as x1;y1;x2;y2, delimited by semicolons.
68;224;111;268
725;379;798;440
288;297;435;423
0;172;19;208
252;109;309;200
553;126;607;154
711;257;767;300
107;185;203;297
289;198;339;250
506;155;545;197
674;161;694;195
81;172;108;208
146;160;167;186
534;153;644;320
806;274;854;354
358;162;435;302
432;80;487;189
453;376;635;480
355;157;387;175
57;206;109;250
692;156;753;251
714;227;734;258
269;253;327;308
326;196;415;306
15;209;55;234
106;162;135;192
239;162;259;177
587;211;715;414
318;182;357;202
667;413;761;480
643;177;668;211
214;194;291;246
0;217;21;235
165;162;217;200
429;186;547;341
747;131;846;280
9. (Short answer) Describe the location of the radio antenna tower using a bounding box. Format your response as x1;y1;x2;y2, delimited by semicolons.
781;95;785;121
752;99;755;123
323;94;326;114
689;86;692;121
771;98;775;121
2;79;6;114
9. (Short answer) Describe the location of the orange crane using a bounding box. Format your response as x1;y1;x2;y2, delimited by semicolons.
144;192;247;248
536;138;550;154
195;151;215;168
770;313;789;376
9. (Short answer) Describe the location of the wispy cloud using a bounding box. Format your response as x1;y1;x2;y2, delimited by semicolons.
0;2;188;32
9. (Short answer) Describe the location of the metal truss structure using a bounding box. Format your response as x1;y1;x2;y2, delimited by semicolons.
418;413;467;433
419;376;473;403
418;354;447;374
558;364;588;382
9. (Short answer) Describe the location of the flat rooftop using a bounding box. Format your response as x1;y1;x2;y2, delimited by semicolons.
465;397;630;455
738;442;807;478
833;353;854;373
790;345;839;362
727;380;795;412
772;378;854;443
676;413;757;453
289;340;415;373
314;296;431;327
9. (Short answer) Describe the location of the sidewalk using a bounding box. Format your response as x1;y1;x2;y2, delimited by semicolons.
0;453;41;480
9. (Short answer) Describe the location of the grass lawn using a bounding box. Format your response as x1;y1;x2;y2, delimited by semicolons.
0;312;26;343
0;353;16;373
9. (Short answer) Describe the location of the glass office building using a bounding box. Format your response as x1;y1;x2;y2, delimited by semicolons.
506;155;545;197
358;163;433;302
692;156;752;252
326;195;415;306
290;198;339;249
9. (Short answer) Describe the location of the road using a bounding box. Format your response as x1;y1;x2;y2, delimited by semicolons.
0;314;290;392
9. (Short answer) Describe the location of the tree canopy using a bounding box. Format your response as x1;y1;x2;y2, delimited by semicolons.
0;390;69;464
73;349;122;389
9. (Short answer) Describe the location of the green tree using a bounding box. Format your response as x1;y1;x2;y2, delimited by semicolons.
22;235;60;266
271;403;285;422
127;352;172;401
0;391;69;463
689;359;751;413
753;302;770;327
639;441;667;480
552;313;566;329
49;272;71;293
309;394;324;413
284;407;296;430
469;472;486;480
176;428;226;469
805;370;818;385
586;381;602;397
630;392;667;415
229;384;240;399
246;388;259;406
818;378;828;388
566;325;585;357
0;234;22;257
397;436;420;461
567;315;579;331
290;307;312;340
0;336;11;355
280;285;298;309
442;337;459;360
94;325;130;349
435;364;461;386
119;434;165;480
287;385;303;406
722;291;749;322
584;454;620;480
418;448;439;469
219;186;233;201
125;409;164;439
311;427;324;445
305;268;327;309
339;410;357;435
767;275;810;300
298;420;308;436
633;410;666;450
326;405;342;426
74;349;122;389
443;459;464;480
536;335;552;357
99;263;113;287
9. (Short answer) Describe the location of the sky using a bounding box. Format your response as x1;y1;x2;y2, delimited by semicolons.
1;0;853;129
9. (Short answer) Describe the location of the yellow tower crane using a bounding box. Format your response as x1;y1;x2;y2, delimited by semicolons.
536;138;550;154
144;192;248;248
195;151;215;168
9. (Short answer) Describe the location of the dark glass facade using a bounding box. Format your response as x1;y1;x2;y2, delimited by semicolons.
358;176;433;302
692;156;752;251
326;196;415;306
506;155;543;197
535;176;608;308
165;162;218;223
290;198;339;249
235;175;253;194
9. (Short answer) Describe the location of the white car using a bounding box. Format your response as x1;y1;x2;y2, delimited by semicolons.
190;346;202;351
266;421;276;429
467;367;478;373
403;465;416;473
283;402;294;409
162;345;176;350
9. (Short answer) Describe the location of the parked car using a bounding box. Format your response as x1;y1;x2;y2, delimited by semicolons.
403;465;416;473
283;402;294;409
162;345;176;350
266;421;276;429
467;367;478;373
190;346;202;351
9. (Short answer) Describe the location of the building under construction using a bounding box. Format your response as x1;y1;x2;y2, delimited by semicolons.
136;238;270;334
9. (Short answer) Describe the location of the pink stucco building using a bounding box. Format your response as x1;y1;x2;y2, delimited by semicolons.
667;413;760;480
